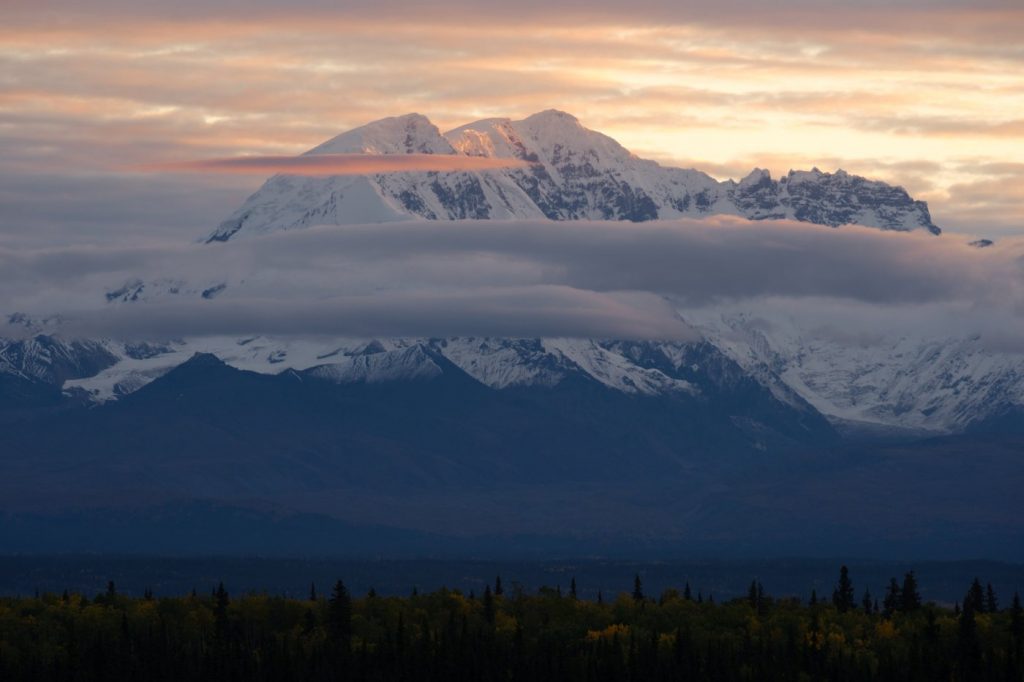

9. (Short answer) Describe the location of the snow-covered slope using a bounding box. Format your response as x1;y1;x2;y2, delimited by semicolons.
683;310;1024;433
208;110;939;242
56;336;706;403
13;313;1019;434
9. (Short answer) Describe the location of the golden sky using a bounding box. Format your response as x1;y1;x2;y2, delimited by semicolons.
3;0;1023;240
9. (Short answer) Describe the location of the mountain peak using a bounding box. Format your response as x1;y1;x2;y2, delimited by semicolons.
210;110;943;239
306;113;453;156
523;109;580;125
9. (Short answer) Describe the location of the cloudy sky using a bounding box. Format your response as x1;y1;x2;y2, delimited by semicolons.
2;0;1024;344
3;0;1023;248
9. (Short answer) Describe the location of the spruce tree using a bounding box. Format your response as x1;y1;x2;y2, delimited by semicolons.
328;580;353;650
883;578;901;617
832;566;855;613
901;571;921;612
683;582;692;601
1010;592;1023;642
966;578;985;614
861;589;873;614
985;583;998;613
482;585;495;625
809;589;818;606
494;575;503;596
958;590;982;677
748;580;760;609
632;574;644;602
309;582;317;601
570;576;577;600
214;582;230;640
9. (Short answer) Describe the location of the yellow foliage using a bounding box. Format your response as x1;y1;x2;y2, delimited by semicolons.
874;620;897;640
586;623;630;641
495;611;518;636
805;630;826;650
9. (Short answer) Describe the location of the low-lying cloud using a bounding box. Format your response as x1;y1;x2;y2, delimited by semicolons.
2;217;1023;345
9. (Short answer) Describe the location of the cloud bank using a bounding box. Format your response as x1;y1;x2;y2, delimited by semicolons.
3;217;1023;346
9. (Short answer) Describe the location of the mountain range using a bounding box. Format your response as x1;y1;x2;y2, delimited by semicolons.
1;110;1020;559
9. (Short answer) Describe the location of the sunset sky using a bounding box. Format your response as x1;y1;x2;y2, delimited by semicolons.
2;0;1023;246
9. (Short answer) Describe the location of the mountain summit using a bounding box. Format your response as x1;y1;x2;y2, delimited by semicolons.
207;111;939;242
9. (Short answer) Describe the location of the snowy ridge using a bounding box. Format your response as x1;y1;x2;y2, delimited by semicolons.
31;320;1023;433
683;310;1024;433
208;110;939;242
49;336;711;405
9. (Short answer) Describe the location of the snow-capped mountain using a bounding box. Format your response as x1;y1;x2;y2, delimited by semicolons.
3;110;1017;437
208;110;938;242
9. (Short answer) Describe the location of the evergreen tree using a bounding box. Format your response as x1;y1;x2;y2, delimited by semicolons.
570;576;577;600
597;589;603;605
328;579;353;650
748;580;760;609
861;589;873;614
966;578;986;614
832;565;855;613
985;583;998;613
958;590;982;678
883;578;901;617
213;582;230;638
809;589;818;606
482;585;495;625
683;582;692;601
1010;592;1023;642
632;574;644;602
494;575;503;596
901;571;922;612
309;582;317;601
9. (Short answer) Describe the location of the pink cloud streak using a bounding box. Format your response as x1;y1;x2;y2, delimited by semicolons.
149;153;529;176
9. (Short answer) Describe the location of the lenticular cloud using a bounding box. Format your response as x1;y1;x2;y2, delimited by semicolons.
152;153;529;176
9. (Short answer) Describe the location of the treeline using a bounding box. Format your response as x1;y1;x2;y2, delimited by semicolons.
0;567;1022;681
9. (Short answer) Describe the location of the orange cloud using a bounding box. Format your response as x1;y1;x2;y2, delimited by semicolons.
151;153;530;176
